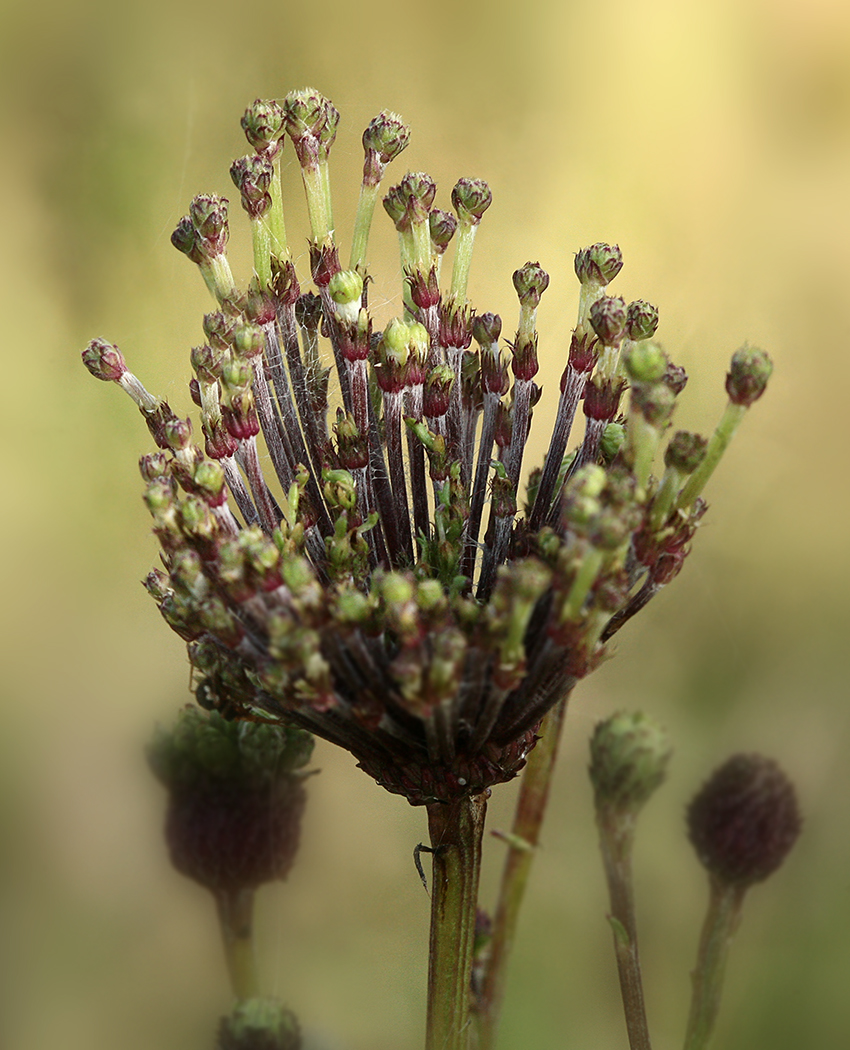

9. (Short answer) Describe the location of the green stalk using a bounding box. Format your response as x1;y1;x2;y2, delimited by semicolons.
251;216;273;292
215;886;260;1001
476;693;571;1050
449;220;478;304
350;181;380;273
425;793;488;1050
683;878;747;1050
675;402;747;510
596;807;652;1050
268;160;289;261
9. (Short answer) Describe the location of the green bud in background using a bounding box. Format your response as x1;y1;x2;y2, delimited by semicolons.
362;109;411;164
216;997;301;1050
665;430;708;474
241;99;285;154
451;177;492;223
625;299;659;341
589;711;671;817
623;341;667;383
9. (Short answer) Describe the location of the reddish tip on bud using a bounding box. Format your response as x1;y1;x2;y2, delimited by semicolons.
82;338;126;381
626;300;659;341
472;312;502;346
687;753;801;887
429;208;458;252
725;346;773;407
230;154;274;219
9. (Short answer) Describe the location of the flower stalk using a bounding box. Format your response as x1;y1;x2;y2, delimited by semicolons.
425;793;488;1050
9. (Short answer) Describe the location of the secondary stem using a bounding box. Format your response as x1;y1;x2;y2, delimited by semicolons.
476;692;571;1050
425;793;488;1050
215;886;260;1001
683;877;747;1050
597;810;653;1050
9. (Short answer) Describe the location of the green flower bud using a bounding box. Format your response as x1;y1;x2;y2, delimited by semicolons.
600;420;626;462
725;346;773;407
664;430;708;474
282;87;332;141
230;154;273;219
589;295;627;346
575;243;623;286
451;177;492;222
240;99;285;153
512;261;550;308
328;269;364;323
625;299;659;341
429;208;457;252
687;753;800;887
623;341;667;383
189;194;229;253
216;997;301;1050
362;110;410;163
589;711;671;815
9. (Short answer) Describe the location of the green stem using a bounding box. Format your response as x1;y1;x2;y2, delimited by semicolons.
350;181;380;273
597;808;653;1050
268;159;289;261
476;693;571;1050
683;878;747;1050
215;886;260;1001
425;793;488;1050
675;402;746;510
449;220;478;304
251;215;273;292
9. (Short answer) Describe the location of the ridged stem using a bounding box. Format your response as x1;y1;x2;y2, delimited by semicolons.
425;793;488;1050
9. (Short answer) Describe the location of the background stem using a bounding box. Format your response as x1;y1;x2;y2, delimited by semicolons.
215;886;260;1001
597;810;653;1050
425;793;488;1050
683;878;747;1050
476;691;571;1050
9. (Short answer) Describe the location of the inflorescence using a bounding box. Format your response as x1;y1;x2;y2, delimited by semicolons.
83;89;773;806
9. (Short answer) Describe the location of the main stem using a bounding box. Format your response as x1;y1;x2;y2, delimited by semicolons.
425;793;488;1050
215;886;260;1001
476;692;571;1050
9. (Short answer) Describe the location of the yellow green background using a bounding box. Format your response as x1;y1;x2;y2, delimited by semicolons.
1;0;848;1047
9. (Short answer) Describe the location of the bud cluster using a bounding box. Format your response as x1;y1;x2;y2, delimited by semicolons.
84;90;772;806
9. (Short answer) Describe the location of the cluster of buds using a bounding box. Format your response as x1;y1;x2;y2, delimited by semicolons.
84;89;773;806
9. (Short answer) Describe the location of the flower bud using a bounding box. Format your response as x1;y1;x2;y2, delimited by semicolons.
725;346;773;407
189;194;229;255
82;338;126;382
472;312;502;346
328;269;364;327
451;178;492;222
664;430;708;474
230;154;273;219
362;110;410;164
429;208;457;252
589;295;627;346
687;753;801;887
625;300;659;341
216;997;301;1050
623;341;667;383
589;711;671;815
574;243;623;286
512;261;550;308
240;99;285;153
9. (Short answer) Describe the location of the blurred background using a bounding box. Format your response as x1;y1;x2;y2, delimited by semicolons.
1;0;848;1047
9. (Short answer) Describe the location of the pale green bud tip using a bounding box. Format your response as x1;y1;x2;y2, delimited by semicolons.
589;295;627;345
626;299;659;341
380;317;412;367
329;269;364;306
82;338;126;381
512;261;550;306
451;177;492;221
575;242;623;286
665;430;708;473
589;711;671;814
240;99;285;152
363;110;411;163
624;341;667;382
726;345;773;407
217;997;301;1050
600;421;625;462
